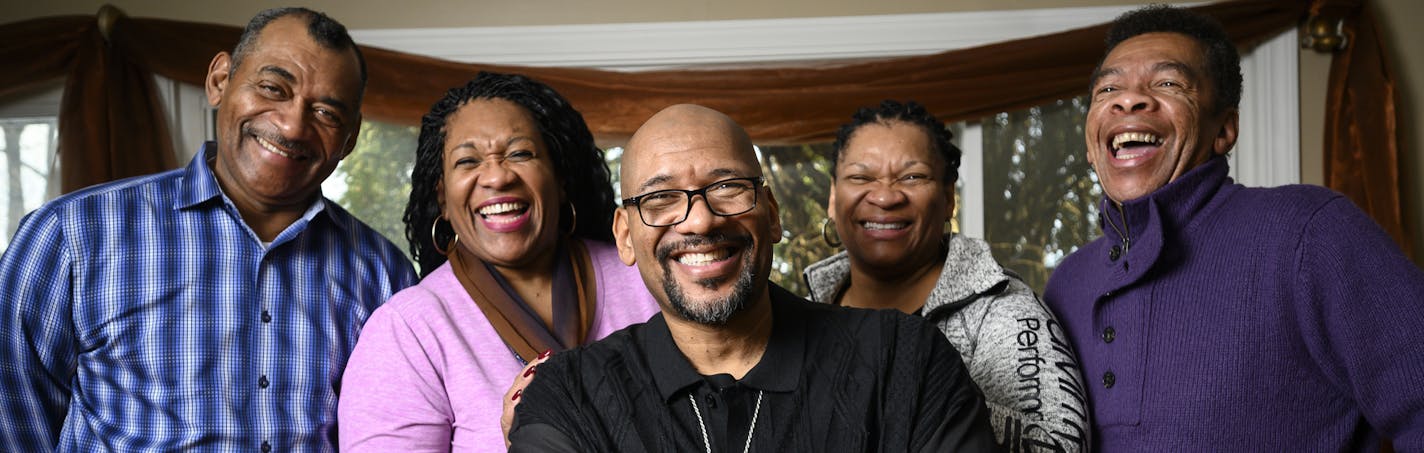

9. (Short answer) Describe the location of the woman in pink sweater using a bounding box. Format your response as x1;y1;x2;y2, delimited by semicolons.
338;72;659;451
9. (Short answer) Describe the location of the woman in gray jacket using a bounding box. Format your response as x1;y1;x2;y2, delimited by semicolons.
804;100;1089;452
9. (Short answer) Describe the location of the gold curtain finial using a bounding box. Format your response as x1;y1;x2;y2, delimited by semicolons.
97;4;127;42
1301;14;1349;53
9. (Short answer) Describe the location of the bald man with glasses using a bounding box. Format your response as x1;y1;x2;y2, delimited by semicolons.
507;104;999;452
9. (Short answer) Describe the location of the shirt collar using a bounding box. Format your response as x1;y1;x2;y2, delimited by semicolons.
740;285;805;393
645;284;806;403
1092;155;1232;293
176;142;226;210
1099;155;1231;244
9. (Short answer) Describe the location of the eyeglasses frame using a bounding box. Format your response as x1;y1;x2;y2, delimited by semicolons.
620;176;768;227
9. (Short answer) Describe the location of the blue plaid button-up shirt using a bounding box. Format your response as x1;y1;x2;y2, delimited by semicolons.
0;143;418;452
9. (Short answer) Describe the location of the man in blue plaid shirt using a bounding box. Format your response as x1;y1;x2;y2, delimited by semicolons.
0;8;417;452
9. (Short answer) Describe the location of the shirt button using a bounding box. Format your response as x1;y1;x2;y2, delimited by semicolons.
261;310;272;323
1109;245;1122;261
1103;371;1116;388
1102;326;1116;343
258;375;269;389
261;441;271;453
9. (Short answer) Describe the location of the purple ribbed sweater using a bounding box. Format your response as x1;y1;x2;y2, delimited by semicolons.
1045;157;1424;451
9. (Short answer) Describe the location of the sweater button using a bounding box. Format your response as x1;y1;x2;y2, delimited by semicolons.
1103;371;1116;388
1109;245;1122;261
1102;326;1116;343
261;441;271;453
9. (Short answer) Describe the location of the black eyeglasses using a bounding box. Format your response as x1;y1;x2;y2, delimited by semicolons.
621;177;766;227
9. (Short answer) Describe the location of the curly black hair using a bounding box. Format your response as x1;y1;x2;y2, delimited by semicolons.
830;100;962;185
405;71;616;277
1094;4;1242;114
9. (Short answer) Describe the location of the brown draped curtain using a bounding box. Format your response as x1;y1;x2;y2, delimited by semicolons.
0;0;1409;254
1314;0;1413;257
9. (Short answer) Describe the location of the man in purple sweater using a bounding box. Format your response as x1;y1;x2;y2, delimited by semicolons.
1044;5;1424;451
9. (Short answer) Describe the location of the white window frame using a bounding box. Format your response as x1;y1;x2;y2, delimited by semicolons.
154;76;217;163
0;82;64;118
0;82;66;203
349;4;1298;240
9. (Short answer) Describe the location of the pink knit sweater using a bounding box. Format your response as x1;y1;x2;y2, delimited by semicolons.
338;240;660;452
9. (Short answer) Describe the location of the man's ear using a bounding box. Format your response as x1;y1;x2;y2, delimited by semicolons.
339;113;363;160
612;208;637;265
1213;108;1239;157
205;52;233;108
764;189;783;245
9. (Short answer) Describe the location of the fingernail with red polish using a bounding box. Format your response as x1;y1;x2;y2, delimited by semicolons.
524;366;537;377
512;389;522;401
538;349;553;360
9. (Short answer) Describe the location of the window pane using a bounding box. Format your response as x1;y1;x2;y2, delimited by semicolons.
322;120;417;263
1;118;60;254
605;146;625;200
981;96;1101;293
758;143;837;296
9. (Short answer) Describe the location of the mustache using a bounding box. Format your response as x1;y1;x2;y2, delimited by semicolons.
655;232;753;262
243;124;310;157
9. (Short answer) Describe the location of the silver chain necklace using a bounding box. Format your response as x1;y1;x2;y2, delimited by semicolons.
688;390;763;453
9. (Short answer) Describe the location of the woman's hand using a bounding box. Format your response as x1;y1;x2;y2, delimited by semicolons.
502;349;553;448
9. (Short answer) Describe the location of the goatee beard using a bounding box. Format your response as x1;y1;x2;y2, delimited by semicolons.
657;232;758;326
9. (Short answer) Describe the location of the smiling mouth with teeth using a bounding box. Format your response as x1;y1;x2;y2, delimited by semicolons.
256;136;301;160
677;249;734;266
862;221;908;230
477;202;529;220
1110;132;1164;159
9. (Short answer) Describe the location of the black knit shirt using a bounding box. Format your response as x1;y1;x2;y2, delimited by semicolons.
509;285;1000;452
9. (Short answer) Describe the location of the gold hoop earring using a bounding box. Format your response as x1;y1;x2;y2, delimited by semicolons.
821;217;842;248
431;217;456;256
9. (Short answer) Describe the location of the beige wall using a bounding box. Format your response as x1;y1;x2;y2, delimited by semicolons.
8;0;1149;28
6;0;1422;259
1299;46;1329;188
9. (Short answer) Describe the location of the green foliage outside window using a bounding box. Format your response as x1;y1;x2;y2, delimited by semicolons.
758;143;838;296
982;96;1101;293
331;121;418;260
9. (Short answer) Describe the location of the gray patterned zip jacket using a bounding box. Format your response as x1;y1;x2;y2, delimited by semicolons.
804;234;1090;452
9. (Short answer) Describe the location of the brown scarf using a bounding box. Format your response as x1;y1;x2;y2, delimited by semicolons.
446;240;598;364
